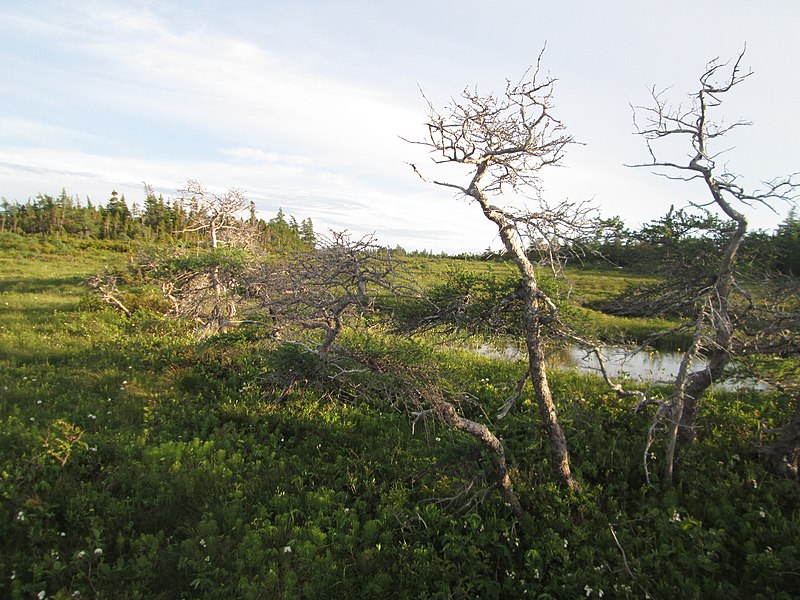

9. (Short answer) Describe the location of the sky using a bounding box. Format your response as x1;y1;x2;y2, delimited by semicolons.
1;1;798;253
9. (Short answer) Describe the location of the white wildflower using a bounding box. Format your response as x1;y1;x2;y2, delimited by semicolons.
584;584;593;597
282;545;292;554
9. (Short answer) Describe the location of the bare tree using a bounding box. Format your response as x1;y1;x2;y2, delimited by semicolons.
248;231;414;358
248;232;526;512
407;57;587;491
172;181;258;333
86;270;132;318
629;50;798;482
177;181;253;249
349;348;524;518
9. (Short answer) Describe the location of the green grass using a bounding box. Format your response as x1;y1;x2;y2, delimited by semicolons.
1;243;798;599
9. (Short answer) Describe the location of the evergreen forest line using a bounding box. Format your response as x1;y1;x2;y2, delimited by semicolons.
3;188;799;275
0;187;316;251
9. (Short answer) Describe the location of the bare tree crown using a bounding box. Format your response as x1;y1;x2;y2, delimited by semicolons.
407;57;574;196
630;49;798;213
178;180;251;248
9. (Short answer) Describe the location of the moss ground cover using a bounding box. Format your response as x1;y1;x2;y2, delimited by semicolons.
1;244;798;598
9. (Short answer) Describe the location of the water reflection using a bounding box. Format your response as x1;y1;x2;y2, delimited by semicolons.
473;343;765;390
548;345;700;385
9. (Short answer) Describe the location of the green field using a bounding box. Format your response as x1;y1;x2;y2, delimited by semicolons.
1;242;798;599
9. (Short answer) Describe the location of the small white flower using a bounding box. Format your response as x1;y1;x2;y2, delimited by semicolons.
16;511;25;522
122;380;128;385
10;570;15;580
38;591;46;600
78;551;86;559
199;539;207;547
89;446;97;452
670;510;682;523
88;414;96;420
37;400;42;405
435;437;441;442
282;545;292;553
758;509;766;518
584;584;593;597
30;417;35;422
60;532;66;537
598;591;604;598
94;548;103;556
563;539;568;548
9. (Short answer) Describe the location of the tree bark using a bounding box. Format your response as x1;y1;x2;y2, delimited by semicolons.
758;399;800;481
471;181;579;491
678;175;748;443
436;402;524;517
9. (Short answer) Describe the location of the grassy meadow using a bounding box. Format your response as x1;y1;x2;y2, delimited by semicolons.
1;236;798;599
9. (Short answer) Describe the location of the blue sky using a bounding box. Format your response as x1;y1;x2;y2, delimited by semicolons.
1;1;798;252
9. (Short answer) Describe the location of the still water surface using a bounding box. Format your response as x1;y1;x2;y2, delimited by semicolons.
473;343;765;390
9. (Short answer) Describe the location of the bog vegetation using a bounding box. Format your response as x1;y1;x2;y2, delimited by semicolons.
2;53;799;599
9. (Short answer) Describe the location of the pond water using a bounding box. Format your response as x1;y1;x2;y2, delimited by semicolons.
472;343;766;390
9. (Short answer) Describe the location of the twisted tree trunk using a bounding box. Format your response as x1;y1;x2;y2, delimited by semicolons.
471;179;579;492
436;402;524;517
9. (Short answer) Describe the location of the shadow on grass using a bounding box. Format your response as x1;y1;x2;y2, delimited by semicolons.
0;274;88;295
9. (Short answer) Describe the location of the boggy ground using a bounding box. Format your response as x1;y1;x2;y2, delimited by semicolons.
1;239;798;599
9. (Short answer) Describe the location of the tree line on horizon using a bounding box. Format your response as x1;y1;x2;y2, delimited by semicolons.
0;187;316;251
1;186;799;275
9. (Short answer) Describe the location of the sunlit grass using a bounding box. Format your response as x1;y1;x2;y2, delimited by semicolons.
1;241;796;599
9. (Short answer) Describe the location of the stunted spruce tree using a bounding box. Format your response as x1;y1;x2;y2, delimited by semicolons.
407;57;585;491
